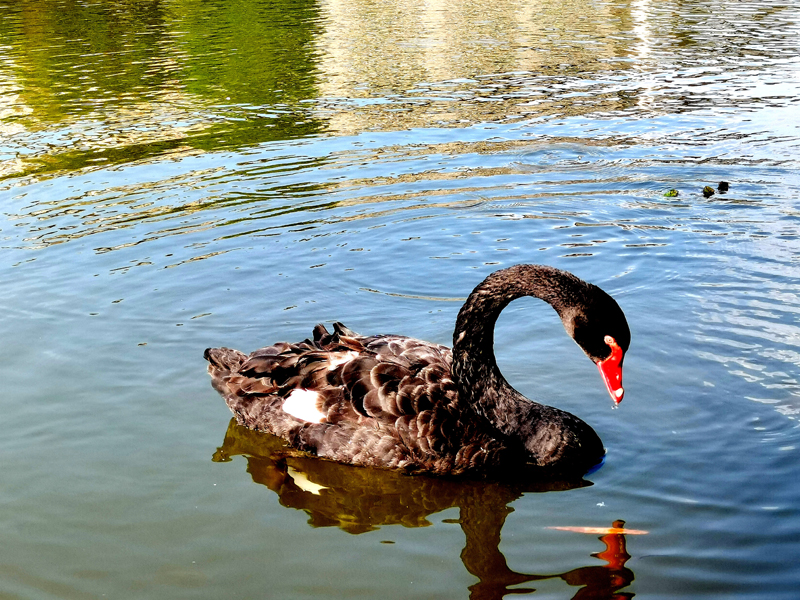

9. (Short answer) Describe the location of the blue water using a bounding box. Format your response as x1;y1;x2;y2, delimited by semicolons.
1;0;799;598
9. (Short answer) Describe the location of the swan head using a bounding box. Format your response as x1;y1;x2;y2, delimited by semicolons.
562;285;630;404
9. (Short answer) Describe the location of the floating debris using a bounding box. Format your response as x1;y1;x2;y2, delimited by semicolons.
702;186;715;198
548;525;649;535
718;181;729;192
664;189;679;197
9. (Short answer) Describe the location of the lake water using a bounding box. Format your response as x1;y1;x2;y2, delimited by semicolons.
1;0;799;598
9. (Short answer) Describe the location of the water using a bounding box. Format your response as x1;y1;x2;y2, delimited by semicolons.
1;0;799;597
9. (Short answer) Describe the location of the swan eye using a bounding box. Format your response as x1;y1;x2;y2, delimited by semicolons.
603;335;622;359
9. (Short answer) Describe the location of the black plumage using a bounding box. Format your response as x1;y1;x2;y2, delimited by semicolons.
204;264;630;477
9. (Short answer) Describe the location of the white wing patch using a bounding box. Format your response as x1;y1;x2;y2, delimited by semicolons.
327;351;359;370
282;389;326;423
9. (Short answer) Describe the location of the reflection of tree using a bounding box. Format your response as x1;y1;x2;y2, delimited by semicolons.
1;0;171;121
172;0;322;107
214;420;636;600
0;0;325;179
2;0;322;115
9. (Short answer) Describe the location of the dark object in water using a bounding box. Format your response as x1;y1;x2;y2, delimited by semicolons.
664;189;679;197
718;181;729;193
204;265;631;478
703;186;715;198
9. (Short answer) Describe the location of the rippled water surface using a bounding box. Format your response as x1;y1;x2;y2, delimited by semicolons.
2;0;800;598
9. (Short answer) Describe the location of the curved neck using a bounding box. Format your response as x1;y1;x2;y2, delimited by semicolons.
451;265;587;427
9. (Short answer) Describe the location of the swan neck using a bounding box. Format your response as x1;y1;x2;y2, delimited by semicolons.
452;265;582;421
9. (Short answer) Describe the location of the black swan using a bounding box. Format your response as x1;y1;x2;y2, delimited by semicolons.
204;264;630;477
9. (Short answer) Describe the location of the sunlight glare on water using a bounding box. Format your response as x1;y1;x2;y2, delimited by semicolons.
1;0;799;598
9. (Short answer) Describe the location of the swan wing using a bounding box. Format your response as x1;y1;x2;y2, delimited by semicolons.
206;323;457;429
206;324;507;473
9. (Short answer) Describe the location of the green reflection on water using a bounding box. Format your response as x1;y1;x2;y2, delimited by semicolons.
1;0;322;112
0;0;325;179
172;0;323;106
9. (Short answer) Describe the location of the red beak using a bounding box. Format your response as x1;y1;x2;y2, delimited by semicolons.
597;335;624;404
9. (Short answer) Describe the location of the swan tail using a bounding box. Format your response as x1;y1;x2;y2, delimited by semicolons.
204;347;246;373
204;347;247;395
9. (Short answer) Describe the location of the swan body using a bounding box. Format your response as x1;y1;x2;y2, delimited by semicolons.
205;265;630;477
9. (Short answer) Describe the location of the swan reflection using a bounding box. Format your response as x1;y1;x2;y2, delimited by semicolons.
213;420;636;599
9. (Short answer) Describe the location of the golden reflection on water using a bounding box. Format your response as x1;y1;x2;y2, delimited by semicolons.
316;0;633;89
215;420;637;600
315;0;638;132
